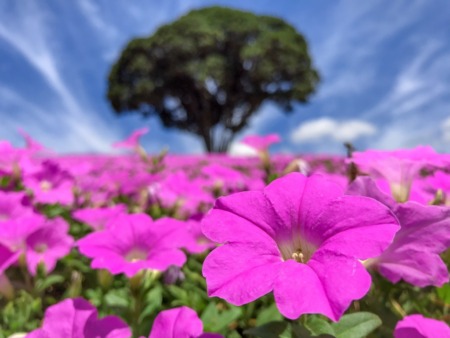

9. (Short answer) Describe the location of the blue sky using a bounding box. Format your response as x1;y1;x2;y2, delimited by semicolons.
1;0;450;155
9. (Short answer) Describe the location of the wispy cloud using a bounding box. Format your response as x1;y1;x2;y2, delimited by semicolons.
0;2;123;152
313;0;428;101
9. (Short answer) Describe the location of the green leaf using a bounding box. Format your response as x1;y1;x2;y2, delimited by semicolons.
437;284;450;304
244;321;288;338
213;305;242;332
35;274;65;292
104;289;130;308
332;312;381;338
201;302;242;332
201;302;219;331
291;322;335;338
304;316;335;336
256;303;283;326
139;286;163;322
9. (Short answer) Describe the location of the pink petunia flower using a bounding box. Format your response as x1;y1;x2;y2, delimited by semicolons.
0;215;74;275
201;173;399;321
181;215;216;255
148;306;223;338
240;134;281;152
77;214;188;277
72;205;127;231
349;146;444;202
0;191;34;222
394;314;450;338
348;177;450;287
24;217;74;275
26;297;131;338
22;160;75;206
112;128;149;150
0;243;20;275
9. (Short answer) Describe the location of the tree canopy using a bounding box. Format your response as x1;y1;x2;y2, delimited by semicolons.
107;6;320;152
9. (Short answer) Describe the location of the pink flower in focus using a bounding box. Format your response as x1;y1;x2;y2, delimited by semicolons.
348;177;450;287
113;128;149;149
148;306;223;338
26;298;131;338
77;214;188;277
201;173;399;321
394;314;450;338
241;133;281;152
72;205;127;231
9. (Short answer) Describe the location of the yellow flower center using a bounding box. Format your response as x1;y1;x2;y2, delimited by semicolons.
125;248;147;262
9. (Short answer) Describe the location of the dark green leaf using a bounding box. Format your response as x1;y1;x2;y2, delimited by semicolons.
332;312;381;338
244;321;288;338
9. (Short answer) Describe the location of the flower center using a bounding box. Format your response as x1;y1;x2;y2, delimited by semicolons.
34;243;48;253
292;249;306;263
125;248;147;262
40;180;53;191
278;236;317;264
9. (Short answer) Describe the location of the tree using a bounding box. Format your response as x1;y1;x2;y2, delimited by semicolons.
107;6;319;152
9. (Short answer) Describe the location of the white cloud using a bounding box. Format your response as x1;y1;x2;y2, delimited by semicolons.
290;117;376;144
228;142;258;157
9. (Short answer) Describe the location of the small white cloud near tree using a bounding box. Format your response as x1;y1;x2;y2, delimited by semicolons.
290;117;377;143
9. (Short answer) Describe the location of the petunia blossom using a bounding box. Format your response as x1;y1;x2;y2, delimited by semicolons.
77;214;188;277
112;128;148;150
22;160;75;206
24;217;74;275
240;134;281;152
394;314;450;338
0;191;34;222
201;173;399;321
26;297;131;338
0;215;74;275
148;306;223;338
348;177;450;287
349;146;444;202
72;205;127;231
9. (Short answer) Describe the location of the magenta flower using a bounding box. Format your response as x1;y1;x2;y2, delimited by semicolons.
241;133;281;152
394;314;450;338
26;297;131;338
18;129;46;153
201;173;399;321
348;177;450;287
148;306;223;338
25;217;74;275
77;214;187;277
113;127;148;149
149;171;214;216
0;215;74;275
350;146;444;202
181;216;216;254
72;205;127;231
0;243;20;275
22;160;75;206
0;191;34;222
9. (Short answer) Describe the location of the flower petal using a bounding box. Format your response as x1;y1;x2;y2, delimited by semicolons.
203;242;282;305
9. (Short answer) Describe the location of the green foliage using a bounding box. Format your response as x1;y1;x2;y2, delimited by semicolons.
107;6;319;152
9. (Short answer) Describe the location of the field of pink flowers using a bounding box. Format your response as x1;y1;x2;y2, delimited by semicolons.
0;131;449;338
